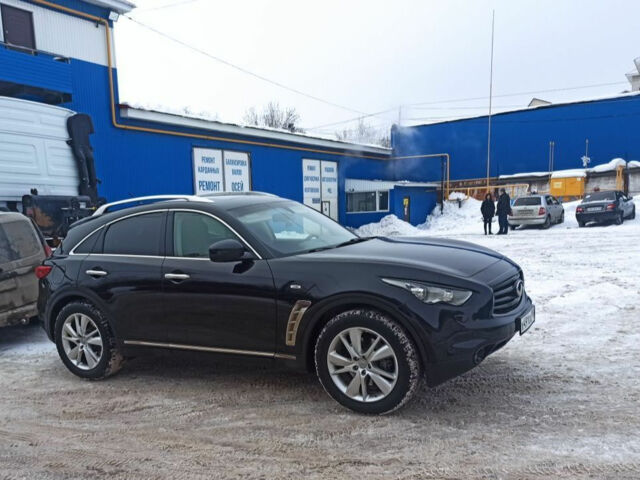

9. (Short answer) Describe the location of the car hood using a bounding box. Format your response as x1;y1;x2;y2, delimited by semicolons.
302;237;510;278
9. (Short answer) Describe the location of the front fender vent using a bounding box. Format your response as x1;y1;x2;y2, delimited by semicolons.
285;300;312;346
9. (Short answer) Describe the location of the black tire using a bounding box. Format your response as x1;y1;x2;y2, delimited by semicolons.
542;215;551;229
630;207;636;220
509;224;516;231
578;220;585;228
54;301;124;380
615;212;623;225
559;212;565;224
315;309;422;414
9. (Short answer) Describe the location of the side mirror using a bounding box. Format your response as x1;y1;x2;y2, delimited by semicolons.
209;239;249;262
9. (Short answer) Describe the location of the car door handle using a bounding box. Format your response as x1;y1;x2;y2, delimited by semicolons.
164;273;190;281
86;269;108;277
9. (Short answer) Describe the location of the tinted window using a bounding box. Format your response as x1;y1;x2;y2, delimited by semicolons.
173;212;237;258
584;191;616;202
73;229;102;254
103;213;164;256
1;4;36;51
347;192;377;213
378;191;389;211
0;220;40;264
514;197;542;206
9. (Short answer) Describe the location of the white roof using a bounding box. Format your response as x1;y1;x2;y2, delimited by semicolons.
346;179;438;192
120;105;391;156
83;0;135;13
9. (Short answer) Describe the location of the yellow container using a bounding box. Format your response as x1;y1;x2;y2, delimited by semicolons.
550;177;585;199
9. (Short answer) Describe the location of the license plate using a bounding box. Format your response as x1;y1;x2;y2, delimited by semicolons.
518;307;535;335
520;209;534;216
587;207;601;212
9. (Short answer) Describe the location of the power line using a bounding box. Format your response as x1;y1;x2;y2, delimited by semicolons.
305;107;399;130
133;0;202;13
407;81;628;107
121;14;371;116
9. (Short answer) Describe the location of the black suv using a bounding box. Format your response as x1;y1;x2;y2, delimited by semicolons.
38;193;534;414
576;190;635;227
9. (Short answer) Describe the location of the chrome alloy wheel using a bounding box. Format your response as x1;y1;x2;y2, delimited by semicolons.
326;327;398;403
61;313;103;370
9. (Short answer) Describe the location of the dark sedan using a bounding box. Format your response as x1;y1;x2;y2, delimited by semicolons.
37;193;534;414
576;190;635;227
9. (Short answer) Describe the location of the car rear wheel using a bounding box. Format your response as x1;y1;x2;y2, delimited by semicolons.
315;309;421;414
578;220;585;228
542;215;551;229
559;212;565;224
55;301;124;380
615;212;624;225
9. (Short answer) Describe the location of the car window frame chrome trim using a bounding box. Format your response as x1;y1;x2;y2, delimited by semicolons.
69;208;262;260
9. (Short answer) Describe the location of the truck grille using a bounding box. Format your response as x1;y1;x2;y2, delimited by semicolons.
492;273;523;315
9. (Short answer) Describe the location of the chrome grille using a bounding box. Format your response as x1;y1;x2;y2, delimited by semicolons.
492;273;523;315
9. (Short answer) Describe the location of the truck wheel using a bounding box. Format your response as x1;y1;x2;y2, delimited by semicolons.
315;309;421;414
54;301;124;380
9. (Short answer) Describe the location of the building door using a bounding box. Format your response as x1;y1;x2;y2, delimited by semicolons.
1;4;36;51
301;159;339;221
403;196;411;223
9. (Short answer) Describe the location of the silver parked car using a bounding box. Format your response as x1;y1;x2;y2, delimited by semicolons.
0;212;49;327
508;194;564;230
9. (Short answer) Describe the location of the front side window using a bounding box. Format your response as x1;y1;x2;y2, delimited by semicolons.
102;212;164;256
232;201;355;257
173;211;238;258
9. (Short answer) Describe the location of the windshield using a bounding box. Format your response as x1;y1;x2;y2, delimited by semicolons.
514;197;542;206
231;201;357;257
584;191;616;202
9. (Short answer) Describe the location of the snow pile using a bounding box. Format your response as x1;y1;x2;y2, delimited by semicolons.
590;157;626;173
627;160;640;169
355;214;423;237
499;171;550;179
551;168;587;178
448;191;467;201
423;197;485;234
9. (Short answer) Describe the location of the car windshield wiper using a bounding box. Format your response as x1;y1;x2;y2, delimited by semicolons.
305;236;374;254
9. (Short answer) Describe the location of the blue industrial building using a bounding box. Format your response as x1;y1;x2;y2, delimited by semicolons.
392;92;640;184
0;0;438;228
5;1;638;229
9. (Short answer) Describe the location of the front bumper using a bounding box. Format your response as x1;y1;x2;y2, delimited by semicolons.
423;294;534;387
576;211;618;223
508;216;546;226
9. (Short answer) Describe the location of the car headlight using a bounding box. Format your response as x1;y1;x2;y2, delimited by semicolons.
381;278;472;306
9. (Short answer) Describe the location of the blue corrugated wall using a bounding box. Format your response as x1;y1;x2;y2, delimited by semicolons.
392;94;640;182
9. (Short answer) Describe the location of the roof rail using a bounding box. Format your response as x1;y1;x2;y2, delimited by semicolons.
92;195;212;216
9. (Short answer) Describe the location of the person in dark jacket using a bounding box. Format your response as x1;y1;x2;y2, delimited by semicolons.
496;188;512;234
480;193;495;235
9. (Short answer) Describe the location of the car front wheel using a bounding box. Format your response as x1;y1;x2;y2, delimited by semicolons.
54;301;124;380
315;309;422;414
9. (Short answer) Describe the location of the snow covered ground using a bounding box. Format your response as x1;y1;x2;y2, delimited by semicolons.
1;197;639;479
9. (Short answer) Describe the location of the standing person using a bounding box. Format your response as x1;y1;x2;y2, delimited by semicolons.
480;193;495;235
496;188;512;235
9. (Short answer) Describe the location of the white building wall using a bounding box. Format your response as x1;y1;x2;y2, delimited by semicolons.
0;0;115;66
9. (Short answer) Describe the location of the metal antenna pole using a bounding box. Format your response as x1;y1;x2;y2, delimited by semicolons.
486;10;495;191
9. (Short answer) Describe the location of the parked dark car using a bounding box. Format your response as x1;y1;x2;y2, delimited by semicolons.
38;194;534;414
576;190;635;227
1;212;50;327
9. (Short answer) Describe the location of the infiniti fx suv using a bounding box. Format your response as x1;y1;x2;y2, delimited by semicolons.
38;193;534;414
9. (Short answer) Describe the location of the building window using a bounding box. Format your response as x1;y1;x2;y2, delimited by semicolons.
1;4;36;52
347;191;390;213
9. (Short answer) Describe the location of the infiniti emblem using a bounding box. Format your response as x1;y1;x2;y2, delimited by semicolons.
515;279;524;297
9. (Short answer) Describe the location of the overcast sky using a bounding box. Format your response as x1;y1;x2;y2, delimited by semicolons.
114;0;640;135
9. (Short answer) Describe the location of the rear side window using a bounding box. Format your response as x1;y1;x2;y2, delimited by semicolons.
514;197;542;206
173;212;238;258
0;220;41;264
103;213;164;256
